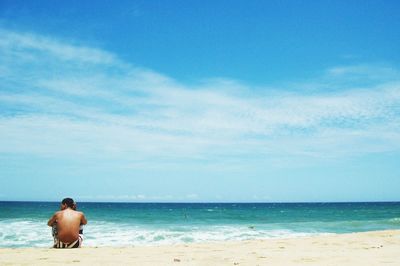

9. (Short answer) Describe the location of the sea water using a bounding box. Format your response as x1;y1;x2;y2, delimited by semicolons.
0;201;399;247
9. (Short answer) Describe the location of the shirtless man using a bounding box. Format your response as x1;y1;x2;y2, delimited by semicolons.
47;198;87;248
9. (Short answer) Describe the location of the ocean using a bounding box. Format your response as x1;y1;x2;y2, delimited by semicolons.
0;201;399;247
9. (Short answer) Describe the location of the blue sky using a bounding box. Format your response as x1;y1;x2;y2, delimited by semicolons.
0;0;399;202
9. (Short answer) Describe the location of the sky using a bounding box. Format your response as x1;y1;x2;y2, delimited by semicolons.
0;0;399;202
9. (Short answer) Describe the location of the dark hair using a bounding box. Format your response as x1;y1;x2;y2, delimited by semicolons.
61;198;75;208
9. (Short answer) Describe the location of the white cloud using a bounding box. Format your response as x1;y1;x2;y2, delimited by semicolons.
1;28;400;167
75;194;180;202
0;29;118;65
326;64;399;79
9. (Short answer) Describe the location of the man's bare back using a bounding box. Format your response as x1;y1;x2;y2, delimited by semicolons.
48;198;87;247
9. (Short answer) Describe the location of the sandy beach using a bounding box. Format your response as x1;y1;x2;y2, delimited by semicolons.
0;230;399;265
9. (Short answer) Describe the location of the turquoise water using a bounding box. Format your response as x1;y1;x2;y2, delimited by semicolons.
0;201;399;247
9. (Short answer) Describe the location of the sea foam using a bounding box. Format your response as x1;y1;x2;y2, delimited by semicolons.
1;202;399;247
0;219;316;247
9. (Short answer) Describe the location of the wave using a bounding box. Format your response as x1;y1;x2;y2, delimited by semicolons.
0;219;50;247
3;217;398;248
387;217;400;224
0;219;318;248
83;222;318;247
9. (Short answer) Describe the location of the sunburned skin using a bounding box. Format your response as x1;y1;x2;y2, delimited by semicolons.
48;202;87;244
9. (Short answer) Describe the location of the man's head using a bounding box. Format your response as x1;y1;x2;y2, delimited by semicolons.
61;198;75;210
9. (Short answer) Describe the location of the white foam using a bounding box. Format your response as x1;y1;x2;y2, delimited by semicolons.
0;219;319;247
0;219;52;247
83;222;317;247
388;217;400;224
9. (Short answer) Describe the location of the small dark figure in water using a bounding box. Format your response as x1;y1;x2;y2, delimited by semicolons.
47;198;87;248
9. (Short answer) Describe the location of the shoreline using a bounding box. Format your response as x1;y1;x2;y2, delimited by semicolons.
1;230;399;265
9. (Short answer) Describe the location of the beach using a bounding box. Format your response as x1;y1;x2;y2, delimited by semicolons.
2;1;400;264
1;230;399;265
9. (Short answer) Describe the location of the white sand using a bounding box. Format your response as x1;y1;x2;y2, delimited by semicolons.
1;230;399;265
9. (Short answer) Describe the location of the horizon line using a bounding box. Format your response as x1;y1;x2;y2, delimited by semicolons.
1;200;399;204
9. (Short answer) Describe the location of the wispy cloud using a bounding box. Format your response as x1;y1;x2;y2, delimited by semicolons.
1;28;400;168
326;64;399;80
0;28;118;64
75;193;198;202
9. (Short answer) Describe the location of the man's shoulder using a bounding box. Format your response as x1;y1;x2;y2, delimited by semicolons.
51;210;63;218
73;210;85;216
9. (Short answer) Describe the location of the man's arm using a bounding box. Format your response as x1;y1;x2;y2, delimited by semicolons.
47;213;57;227
80;213;87;225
